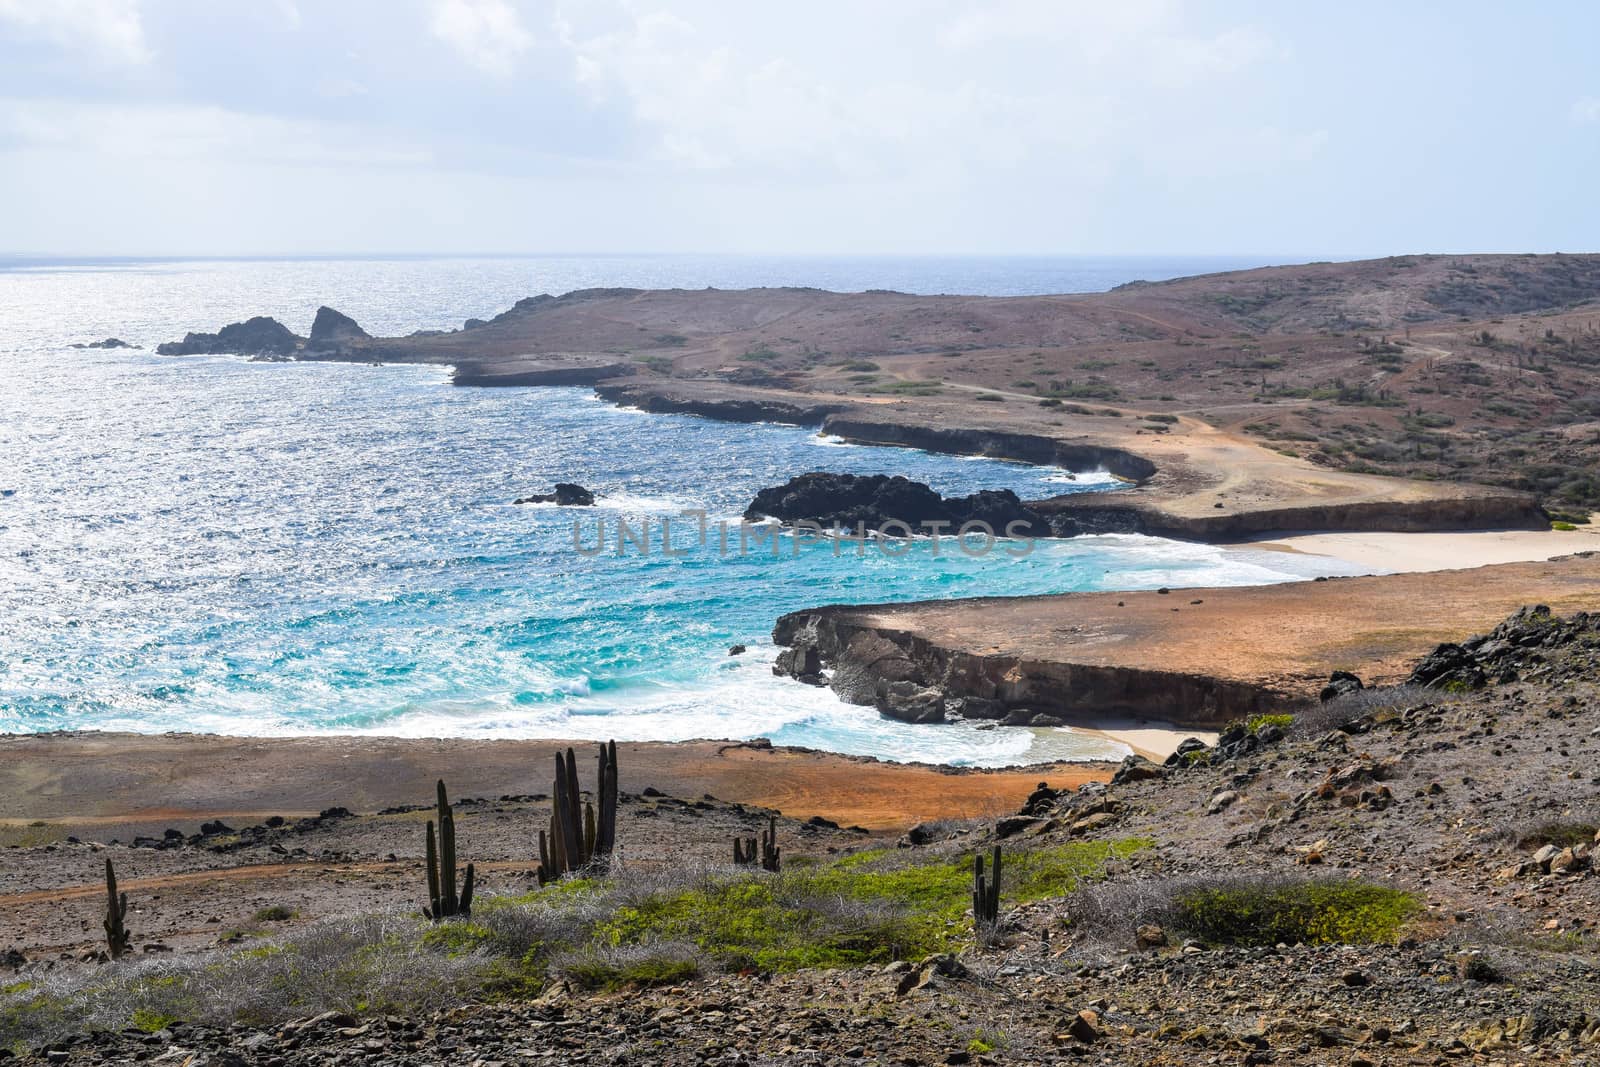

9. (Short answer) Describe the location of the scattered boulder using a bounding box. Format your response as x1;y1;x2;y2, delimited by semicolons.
1408;642;1486;690
876;680;946;724
1165;737;1210;767
773;644;823;685
1205;790;1239;815
514;483;596;506
948;695;1006;720
1135;923;1168;950
1319;670;1365;702
1111;755;1166;785
1063;1009;1101;1043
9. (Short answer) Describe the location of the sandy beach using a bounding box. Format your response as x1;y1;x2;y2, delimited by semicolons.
1239;517;1600;573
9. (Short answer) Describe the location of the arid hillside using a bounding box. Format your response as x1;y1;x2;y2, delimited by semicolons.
379;255;1600;513
168;254;1600;516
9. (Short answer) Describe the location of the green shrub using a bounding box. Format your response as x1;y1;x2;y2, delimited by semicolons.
1242;713;1293;734
1174;879;1417;946
130;1009;178;1033
1516;821;1598;849
1552;521;1578;531
253;906;295;923
559;946;702;991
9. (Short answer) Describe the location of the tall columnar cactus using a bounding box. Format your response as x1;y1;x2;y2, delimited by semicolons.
103;858;131;959
424;779;475;920
733;815;781;872
973;845;1002;926
536;741;619;885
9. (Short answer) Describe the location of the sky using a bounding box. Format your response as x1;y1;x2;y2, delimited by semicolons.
0;0;1597;257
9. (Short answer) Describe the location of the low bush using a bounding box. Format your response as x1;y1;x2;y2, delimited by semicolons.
1173;879;1417;946
1516;821;1598;850
1066;875;1418;950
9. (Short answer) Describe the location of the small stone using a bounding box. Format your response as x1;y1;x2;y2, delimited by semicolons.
1206;790;1239;815
1135;923;1168;950
1065;1009;1100;1043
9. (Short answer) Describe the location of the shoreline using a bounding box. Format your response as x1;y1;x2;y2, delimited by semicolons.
1235;519;1600;573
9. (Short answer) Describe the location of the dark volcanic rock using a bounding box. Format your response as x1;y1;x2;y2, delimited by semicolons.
1320;669;1365;702
1408;602;1600;690
69;337;137;349
156;316;303;357
514;483;595;506
745;472;1048;537
306;306;370;349
876;680;946;724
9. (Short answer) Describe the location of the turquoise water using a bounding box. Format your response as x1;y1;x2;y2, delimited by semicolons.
0;255;1349;765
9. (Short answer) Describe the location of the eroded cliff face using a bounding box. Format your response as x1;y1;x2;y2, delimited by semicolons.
593;381;847;425
772;606;1289;730
453;361;632;387
1031;492;1549;539
817;417;1159;483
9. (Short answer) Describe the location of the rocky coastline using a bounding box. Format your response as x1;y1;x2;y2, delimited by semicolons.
770;553;1600;731
146;273;1562;546
745;472;1049;539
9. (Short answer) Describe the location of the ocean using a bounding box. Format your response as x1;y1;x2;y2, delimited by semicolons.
0;254;1352;766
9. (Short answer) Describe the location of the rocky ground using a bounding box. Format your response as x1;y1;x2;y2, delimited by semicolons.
5;605;1598;1064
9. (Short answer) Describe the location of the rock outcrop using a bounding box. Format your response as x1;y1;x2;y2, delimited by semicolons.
306;306;370;350
1408;603;1599;690
514;483;596;506
745;473;1048;537
454;361;633;387
594;381;846;426
69;338;137;350
156;316;303;357
1031;490;1548;540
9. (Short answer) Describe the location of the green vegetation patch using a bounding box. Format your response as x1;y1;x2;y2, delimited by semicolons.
1174;879;1418;947
865;379;943;396
592;840;1146;973
1241;713;1293;734
1516;821;1598;849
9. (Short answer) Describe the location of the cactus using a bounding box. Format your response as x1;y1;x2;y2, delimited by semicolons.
536;741;619;884
733;815;781;871
423;779;475;920
103;858;131;959
973;845;1002;926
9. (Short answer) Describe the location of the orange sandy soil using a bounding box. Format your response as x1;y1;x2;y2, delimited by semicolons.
0;734;1103;838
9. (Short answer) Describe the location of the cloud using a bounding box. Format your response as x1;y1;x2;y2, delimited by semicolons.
0;98;431;168
552;1;1293;185
1571;97;1600;124
429;0;533;77
0;0;150;65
